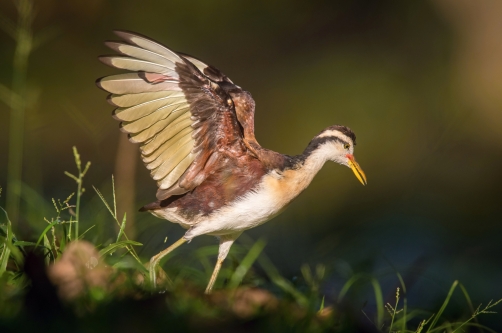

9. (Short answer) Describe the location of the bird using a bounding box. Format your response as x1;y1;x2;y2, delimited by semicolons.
96;30;367;294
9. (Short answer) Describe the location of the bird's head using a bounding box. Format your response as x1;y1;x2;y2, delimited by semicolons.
308;125;367;185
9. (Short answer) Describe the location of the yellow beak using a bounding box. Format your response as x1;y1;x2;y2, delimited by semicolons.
347;155;367;186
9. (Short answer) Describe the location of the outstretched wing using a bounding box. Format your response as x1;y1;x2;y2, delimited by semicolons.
96;30;246;200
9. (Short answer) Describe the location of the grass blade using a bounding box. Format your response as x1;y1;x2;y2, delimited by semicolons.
78;225;96;240
12;241;38;246
228;238;266;289
426;280;458;332
371;278;384;329
319;295;325;313
338;274;362;302
457;282;483;332
43;234;52;264
35;219;59;248
0;207;23;276
0;239;11;278
99;240;142;257
112;175;117;218
93;184;142;264
257;254;309;307
116;213;126;243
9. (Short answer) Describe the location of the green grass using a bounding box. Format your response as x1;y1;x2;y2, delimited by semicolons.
0;148;501;332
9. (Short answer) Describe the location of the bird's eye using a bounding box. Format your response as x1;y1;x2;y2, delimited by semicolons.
344;144;350;150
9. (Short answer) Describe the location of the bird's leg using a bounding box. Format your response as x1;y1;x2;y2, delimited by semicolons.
149;237;187;288
205;232;242;294
205;257;224;294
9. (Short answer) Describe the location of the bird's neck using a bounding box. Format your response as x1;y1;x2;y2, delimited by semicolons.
289;143;331;184
249;134;333;176
259;145;330;209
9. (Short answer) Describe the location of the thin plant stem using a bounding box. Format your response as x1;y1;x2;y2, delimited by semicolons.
75;171;82;241
388;288;400;333
6;0;34;224
64;147;90;241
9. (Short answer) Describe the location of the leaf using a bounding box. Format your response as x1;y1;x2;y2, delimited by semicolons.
78;225;95;240
257;253;309;307
0;238;11;278
0;224;6;238
112;175;117;218
426;280;459;333
99;240;142;257
371;278;384;329
319;296;325;313
0;207;23;276
13;241;40;247
116;213;126;243
112;257;148;274
338;274;363;302
35;219;59;248
43;234;52;264
228;238;266;289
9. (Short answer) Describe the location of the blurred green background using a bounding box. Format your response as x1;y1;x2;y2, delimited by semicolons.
1;0;501;326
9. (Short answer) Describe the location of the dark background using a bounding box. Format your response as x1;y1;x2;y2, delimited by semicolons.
1;0;501;328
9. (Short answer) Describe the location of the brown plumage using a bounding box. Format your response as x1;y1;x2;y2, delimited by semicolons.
97;31;367;293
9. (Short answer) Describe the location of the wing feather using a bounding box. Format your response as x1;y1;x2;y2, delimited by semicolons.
99;56;172;74
158;153;197;189
129;109;191;144
97;73;180;94
113;96;187;121
108;91;183;108
147;133;194;170
105;42;177;71
113;30;181;63
142;128;192;163
151;138;194;180
97;31;249;200
135;112;192;148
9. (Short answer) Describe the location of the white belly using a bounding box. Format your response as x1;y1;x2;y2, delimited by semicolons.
152;168;316;240
184;185;286;239
189;169;314;239
150;186;283;237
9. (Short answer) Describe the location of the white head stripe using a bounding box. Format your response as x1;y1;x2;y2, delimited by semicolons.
316;130;352;143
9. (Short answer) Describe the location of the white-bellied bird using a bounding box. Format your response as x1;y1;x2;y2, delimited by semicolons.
97;31;367;294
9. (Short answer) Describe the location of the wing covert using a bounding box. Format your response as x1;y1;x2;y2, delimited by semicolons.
97;30;245;200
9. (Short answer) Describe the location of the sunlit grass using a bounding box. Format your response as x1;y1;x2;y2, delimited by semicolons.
0;149;501;332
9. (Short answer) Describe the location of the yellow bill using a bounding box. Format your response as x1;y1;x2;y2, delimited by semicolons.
347;155;367;186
